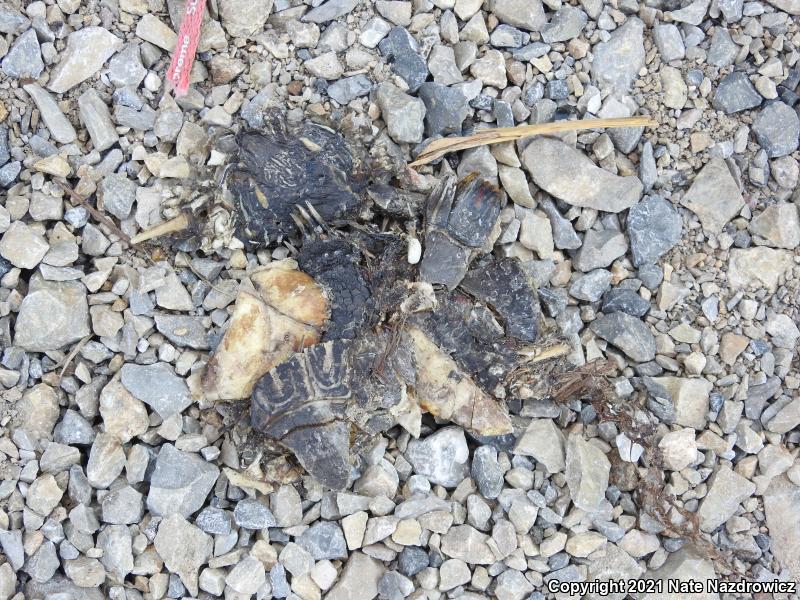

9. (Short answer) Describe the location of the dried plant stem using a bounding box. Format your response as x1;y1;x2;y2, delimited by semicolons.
409;116;658;167
56;180;132;245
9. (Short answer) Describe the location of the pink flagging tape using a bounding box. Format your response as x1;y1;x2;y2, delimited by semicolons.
166;0;207;96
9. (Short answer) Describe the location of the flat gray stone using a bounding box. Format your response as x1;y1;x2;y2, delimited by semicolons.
78;89;119;152
47;26;123;93
627;195;683;266
98;173;137;219
23;84;78;144
14;279;90;352
327;74;372;104
375;82;425;143
763;475;800;583
490;0;546;31
679;158;744;233
154;314;210;350
154;513;212;596
233;499;277;529
565;433;610;512
590;312;656;362
302;0;359;23
297;521;348;560
1;29;44;79
108;43;147;87
591;18;645;91
712;71;761;114
752;101;800;158
120;362;192;419
522;137;642;212
541;6;587;43
405;426;470;487
146;444;220;517
696;465;755;532
219;0;274;37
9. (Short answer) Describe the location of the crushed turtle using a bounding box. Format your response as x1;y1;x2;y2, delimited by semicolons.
197;121;568;490
204;178;561;490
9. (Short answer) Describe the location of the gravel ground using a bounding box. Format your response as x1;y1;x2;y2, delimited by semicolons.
1;0;800;598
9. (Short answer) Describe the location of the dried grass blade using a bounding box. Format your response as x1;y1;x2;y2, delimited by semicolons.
409;116;658;167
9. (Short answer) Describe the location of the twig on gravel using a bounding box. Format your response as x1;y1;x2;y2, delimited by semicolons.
409;115;658;167
57;334;92;381
56;180;132;245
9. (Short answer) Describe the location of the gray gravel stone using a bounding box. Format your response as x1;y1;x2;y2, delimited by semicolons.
233;498;277;529
14;279;90;352
0;127;8;168
54;410;96;446
569;269;613;302
752;101;800;158
591;18;645;91
24;540;59;583
154;314;210;350
98;173;137;219
398;546;429;576
378;27;428;92
327;74;372;104
298;521;348;560
154;513;212;597
708;27;737;67
146;444;220;517
302;0;359;23
565;433;611;512
713;71;762;114
574;229;628;272
522;137;642;212
23;84;78;144
627;195;683;266
680;157;744;233
417;82;469;136
602;289;650;317
541;6;587;43
1;29;44;79
78;89;120;152
471;446;504;499
490;0;546;31
590;312;656;362
108;43;147;87
428;44;463;84
101;486;144;524
195;506;232;535
653;23;685;62
376;82;425;143
0;529;24;571
47;26;123;93
120;362;192;419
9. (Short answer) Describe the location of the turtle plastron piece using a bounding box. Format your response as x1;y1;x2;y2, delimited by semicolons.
405;325;513;436
201;259;329;402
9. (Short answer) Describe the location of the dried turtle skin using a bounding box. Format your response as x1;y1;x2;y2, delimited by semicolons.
226;116;362;247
